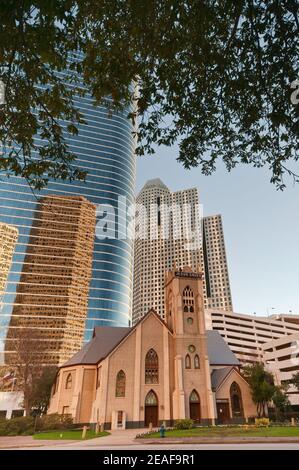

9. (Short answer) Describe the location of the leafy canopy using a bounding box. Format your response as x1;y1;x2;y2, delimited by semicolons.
243;362;276;417
0;1;298;189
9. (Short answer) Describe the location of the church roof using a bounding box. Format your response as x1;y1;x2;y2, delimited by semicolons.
206;330;240;366
62;327;131;367
62;313;240;368
211;367;235;390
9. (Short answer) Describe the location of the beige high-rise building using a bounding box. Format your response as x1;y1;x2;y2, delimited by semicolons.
0;223;18;301
202;215;233;311
5;195;96;366
133;179;204;324
132;179;233;324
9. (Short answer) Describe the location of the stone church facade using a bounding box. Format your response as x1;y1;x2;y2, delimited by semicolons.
48;267;256;428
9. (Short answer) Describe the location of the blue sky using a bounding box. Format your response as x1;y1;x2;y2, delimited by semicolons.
136;145;299;317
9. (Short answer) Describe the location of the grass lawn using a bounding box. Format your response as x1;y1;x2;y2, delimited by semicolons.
33;430;110;440
142;426;299;439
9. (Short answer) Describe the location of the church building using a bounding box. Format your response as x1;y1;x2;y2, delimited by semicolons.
48;267;256;428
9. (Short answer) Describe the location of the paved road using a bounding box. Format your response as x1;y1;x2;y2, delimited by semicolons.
17;443;299;450
2;429;299;451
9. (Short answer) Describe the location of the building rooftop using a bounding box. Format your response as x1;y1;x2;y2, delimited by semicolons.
211;367;234;390
62;313;240;368
140;178;169;192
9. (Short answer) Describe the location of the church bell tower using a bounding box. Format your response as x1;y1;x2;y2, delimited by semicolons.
165;266;215;424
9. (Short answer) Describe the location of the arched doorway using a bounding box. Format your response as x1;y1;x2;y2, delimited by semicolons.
230;382;244;418
144;390;159;427
189;389;201;422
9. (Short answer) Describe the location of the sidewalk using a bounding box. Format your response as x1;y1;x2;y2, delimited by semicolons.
0;436;77;449
0;428;147;450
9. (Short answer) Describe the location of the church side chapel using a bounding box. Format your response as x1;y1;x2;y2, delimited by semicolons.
48;267;256;428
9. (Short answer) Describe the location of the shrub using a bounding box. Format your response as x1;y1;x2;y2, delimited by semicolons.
36;413;73;431
255;418;270;427
174;419;194;430
0;413;73;436
0;416;35;436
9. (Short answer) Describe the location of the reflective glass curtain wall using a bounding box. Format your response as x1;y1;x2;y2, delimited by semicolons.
0;63;136;364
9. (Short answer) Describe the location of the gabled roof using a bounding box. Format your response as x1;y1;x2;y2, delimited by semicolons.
61;311;240;369
206;330;240;366
211;366;248;391
211;367;234;390
62;327;131;367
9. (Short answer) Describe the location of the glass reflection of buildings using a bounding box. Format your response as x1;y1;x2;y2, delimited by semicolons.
0;66;136;366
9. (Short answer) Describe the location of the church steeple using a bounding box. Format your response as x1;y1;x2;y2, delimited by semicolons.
165;266;205;336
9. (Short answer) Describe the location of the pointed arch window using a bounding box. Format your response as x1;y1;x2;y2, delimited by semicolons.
185;354;191;369
65;373;72;390
183;286;194;312
145;349;159;383
230;382;244;417
115;370;126;397
190;389;200;403
194;355;200;369
145;390;158;405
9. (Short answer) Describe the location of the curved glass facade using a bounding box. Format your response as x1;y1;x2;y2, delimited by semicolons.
0;74;136;365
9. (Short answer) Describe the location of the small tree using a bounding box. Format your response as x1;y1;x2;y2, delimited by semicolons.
243;363;276;417
290;372;299;391
31;367;58;415
272;386;291;418
7;328;46;415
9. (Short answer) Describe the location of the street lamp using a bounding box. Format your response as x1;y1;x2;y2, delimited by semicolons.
267;307;276;317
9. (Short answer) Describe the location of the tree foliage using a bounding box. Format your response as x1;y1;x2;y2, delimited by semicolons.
272;385;291;413
290;371;299;390
6;328;49;415
31;367;58;415
0;1;298;189
243;362;276;417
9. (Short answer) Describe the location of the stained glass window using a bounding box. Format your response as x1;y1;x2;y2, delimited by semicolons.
145;349;159;383
190;389;200;403
65;373;72;389
115;370;126;397
145;390;158;405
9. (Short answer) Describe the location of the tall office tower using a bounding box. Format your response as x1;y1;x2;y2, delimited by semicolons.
132;179;205;324
0;59;136;365
5;196;96;366
202;215;233;311
0;223;18;301
132;179;233;325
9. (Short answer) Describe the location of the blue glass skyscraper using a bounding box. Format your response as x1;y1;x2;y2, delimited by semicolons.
0;67;136;364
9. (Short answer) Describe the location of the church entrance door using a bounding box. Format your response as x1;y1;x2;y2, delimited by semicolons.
145;405;158;427
144;390;159;427
216;401;230;423
189;390;201;422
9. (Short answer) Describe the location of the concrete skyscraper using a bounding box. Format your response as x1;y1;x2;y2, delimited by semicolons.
202;215;233;311
132;179;233;325
5;196;96;366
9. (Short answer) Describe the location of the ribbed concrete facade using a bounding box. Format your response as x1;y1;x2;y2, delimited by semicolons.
262;333;299;406
5;196;96;366
206;309;299;365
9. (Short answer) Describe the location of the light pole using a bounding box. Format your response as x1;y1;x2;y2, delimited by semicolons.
267;307;276;317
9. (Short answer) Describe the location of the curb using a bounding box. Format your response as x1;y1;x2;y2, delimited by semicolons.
136;437;299;445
